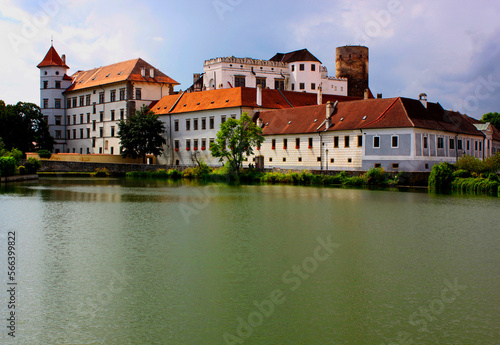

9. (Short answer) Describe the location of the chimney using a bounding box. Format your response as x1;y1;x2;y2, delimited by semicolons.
317;86;323;105
326;101;333;128
419;93;428;108
256;84;262;107
140;67;146;77
377;93;382;99
364;89;370;100
150;68;155;78
61;54;66;65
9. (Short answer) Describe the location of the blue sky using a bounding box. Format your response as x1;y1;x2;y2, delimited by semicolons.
1;0;499;119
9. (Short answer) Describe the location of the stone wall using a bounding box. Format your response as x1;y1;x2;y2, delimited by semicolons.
38;160;186;174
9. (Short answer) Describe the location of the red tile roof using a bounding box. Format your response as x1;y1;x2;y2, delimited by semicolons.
464;115;500;141
64;58;179;92
256;97;486;136
37;46;69;69
152;87;360;115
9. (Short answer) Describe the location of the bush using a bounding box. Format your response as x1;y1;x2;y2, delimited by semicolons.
452;169;471;179
452;177;500;197
37;149;52;159
456;155;486;174
24;158;41;174
366;167;389;186
167;169;182;179
483;153;500;173
428;162;454;192
91;167;110;177
343;175;367;187
0;157;17;177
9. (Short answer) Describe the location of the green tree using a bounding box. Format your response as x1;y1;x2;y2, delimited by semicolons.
117;105;166;163
210;113;264;178
0;101;54;152
481;112;500;129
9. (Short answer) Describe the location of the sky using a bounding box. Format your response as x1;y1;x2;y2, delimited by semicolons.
1;0;499;119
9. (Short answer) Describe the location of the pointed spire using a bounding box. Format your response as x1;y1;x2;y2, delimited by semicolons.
37;45;69;69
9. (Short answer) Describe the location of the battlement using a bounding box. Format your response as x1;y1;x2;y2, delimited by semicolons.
204;56;288;68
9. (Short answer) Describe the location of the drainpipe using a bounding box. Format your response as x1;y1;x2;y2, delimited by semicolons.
319;132;323;171
99;84;105;154
455;133;459;163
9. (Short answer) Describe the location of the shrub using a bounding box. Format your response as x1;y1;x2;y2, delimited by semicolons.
17;165;26;175
37;149;52;159
167;169;182;179
452;177;499;197
456;155;486;174
152;169;169;178
483;153;500;173
343;175;367;187
452;169;471;179
24;158;41;174
428;162;454;192
366;167;389;186
91;167;110;177
0;157;17;177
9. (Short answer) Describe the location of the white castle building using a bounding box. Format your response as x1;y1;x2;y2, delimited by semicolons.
38;45;179;154
194;48;349;96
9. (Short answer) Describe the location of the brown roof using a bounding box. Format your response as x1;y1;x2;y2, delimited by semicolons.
152;87;360;115
37;46;69;69
64;58;179;92
256;97;486;136
269;49;322;64
464;115;500;141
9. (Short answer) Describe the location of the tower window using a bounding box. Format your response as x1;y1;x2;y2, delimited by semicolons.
55;81;60;89
43;81;48;89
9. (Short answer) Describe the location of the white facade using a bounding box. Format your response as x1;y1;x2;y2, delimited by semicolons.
202;56;347;96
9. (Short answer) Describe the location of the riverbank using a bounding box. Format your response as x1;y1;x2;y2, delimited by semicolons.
0;174;39;183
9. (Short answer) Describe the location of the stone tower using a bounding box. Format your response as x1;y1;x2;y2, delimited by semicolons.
335;46;369;98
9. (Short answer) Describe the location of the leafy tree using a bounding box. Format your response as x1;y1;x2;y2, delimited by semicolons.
481;112;500;129
0;101;54;152
210;113;264;178
117;105;166;163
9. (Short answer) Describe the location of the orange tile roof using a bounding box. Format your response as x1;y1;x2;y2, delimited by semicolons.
256;97;485;136
152;87;360;115
37;46;69;69
64;58;179;92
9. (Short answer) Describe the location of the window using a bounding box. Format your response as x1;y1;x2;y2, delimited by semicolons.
93;103;96;114
330;158;334;163
43;116;48;123
55;117;61;126
449;138;455;150
475;141;478;151
111;126;115;137
291;65;295;72
99;147;102;154
295;138;300;149
299;83;305;90
275;79;285;90
174;140;179;150
221;116;226;124
110;147;114;155
283;157;287;162
43;99;48;108
201;139;206;149
291;84;295;91
99;92;104;104
86;128;90;138
344;136;350;148
392;135;399;148
234;76;245;87
120;109;124;120
256;78;266;88
334;136;339;148
311;64;316;71
437;137;444;149
209;117;215;129
67;130;70;139
458;139;463;150
99;127;103;137
67;116;70;125
86;95;91;106
53;81;60;89
99;112;103;122
201;118;206;130
111;110;115;121
209;138;215;148
55;130;61;139
80;128;84;139
43;81;48;89
92;120;96;131
298;157;302;162
423;136;428;149
174;120;179;132
67;99;71;108
186;139;191;150
283;138;288;149
186;119;191;131
194;140;198;150
308;138;313;148
311;83;316;90
467;140;470;151
230;114;236;119
358;135;363;147
80;114;84;124
374;163;382;168
272;139;276;149
79;96;84;107
194;118;198;130
119;88;125;101
87;113;90;123
135;88;142;100
73;115;76;124
299;64;305;71
392;163;399;169
110;90;116;102
269;157;273;162
73;129;76;139
92;137;96;147
373;136;380;148
55;99;61;109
